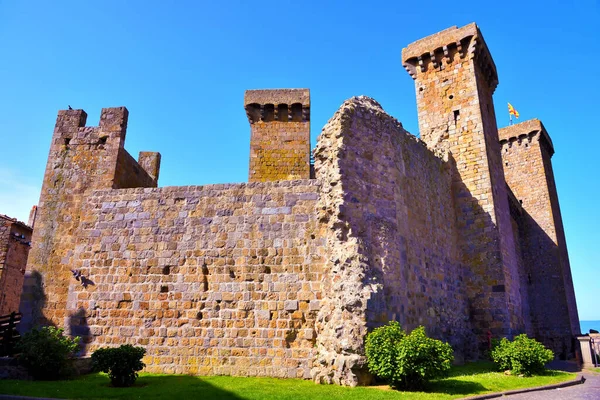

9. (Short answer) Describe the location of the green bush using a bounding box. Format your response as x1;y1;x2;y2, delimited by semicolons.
16;326;80;380
365;322;454;390
491;334;554;376
365;321;406;382
92;344;146;387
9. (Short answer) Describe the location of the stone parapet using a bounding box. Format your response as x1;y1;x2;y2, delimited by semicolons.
499;119;554;156
402;23;498;93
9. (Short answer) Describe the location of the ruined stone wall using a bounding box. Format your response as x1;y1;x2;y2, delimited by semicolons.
0;217;32;315
500;120;580;356
63;181;323;378
402;24;524;344
311;96;473;386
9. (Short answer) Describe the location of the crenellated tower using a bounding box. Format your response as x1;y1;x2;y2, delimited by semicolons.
499;119;580;356
402;24;525;347
245;89;311;182
20;107;160;328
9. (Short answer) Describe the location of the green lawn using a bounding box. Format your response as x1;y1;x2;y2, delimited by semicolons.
0;362;576;400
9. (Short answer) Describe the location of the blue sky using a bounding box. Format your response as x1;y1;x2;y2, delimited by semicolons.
0;1;598;320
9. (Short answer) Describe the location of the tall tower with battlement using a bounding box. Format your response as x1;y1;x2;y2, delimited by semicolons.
20;107;160;328
245;89;311;182
402;24;525;344
499;119;580;356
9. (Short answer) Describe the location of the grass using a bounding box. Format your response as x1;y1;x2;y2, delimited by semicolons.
0;362;576;400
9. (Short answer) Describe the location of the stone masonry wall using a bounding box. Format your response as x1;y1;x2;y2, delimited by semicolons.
61;181;325;378
0;216;32;315
311;96;473;386
499;120;580;356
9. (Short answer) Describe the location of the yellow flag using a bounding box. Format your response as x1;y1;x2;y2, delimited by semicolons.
508;103;520;118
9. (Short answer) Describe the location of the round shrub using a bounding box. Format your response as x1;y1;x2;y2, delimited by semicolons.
92;344;146;387
365;322;454;390
16;326;80;380
365;321;405;382
491;334;553;376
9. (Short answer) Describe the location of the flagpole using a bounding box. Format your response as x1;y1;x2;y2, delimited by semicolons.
509;113;512;126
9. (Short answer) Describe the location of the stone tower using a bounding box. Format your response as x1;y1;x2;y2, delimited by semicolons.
245;89;311;182
20;108;160;328
499;119;580;356
402;24;525;344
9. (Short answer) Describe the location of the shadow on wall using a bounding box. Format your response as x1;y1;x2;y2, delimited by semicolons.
68;307;91;356
519;208;578;360
20;271;93;355
18;270;51;332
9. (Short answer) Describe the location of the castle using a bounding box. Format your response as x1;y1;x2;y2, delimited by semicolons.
18;23;579;386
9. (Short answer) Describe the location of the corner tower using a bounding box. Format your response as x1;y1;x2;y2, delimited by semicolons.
20;108;160;328
499;119;579;356
402;24;524;346
245;89;310;182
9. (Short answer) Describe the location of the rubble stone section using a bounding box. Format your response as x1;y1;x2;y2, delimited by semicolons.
403;23;524;346
311;96;473;385
499;119;580;356
0;215;32;315
245;89;311;182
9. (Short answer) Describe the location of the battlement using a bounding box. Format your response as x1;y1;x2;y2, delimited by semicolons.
499;119;554;156
45;106;160;192
245;89;310;124
52;107;129;150
402;23;498;92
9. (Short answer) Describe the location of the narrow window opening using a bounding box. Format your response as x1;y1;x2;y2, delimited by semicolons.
99;136;108;145
64;138;71;146
453;110;460;125
160;285;169;293
162;266;170;275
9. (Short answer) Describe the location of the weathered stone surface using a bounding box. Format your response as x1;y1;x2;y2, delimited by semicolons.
310;96;472;386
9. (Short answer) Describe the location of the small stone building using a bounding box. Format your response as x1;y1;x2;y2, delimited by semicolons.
0;214;32;315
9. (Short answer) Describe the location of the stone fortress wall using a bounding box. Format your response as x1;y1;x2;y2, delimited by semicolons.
20;23;579;386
